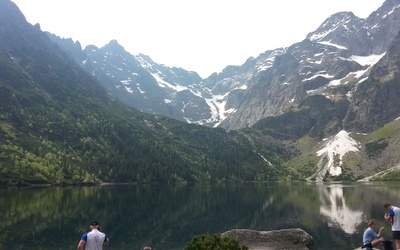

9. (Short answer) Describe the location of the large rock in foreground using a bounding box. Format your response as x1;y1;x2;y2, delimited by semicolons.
222;228;316;250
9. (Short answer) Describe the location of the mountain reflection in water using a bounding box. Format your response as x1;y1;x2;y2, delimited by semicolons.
319;184;364;234
1;182;400;250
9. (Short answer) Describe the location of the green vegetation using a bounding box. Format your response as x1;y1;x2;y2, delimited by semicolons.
378;171;400;180
0;19;291;185
352;123;392;158
0;94;288;185
8;1;393;186
325;167;356;182
185;233;248;250
365;139;389;157
286;155;319;180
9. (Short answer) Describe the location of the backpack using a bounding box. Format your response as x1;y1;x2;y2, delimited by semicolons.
383;240;394;250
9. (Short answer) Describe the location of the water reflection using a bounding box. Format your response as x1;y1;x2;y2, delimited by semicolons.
1;182;400;250
318;184;364;234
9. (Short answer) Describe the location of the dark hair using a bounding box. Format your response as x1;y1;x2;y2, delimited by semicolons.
90;221;100;226
384;203;392;208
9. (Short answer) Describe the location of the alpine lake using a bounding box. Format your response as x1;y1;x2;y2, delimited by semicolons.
1;181;399;250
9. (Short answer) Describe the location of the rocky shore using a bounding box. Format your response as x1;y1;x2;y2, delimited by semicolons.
222;228;316;250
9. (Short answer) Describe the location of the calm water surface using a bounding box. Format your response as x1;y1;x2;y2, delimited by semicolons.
1;182;400;250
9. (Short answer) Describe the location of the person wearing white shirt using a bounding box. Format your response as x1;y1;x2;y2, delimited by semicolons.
384;203;400;250
77;221;109;250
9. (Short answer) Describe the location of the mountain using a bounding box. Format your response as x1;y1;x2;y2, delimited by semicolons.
0;0;292;185
4;0;400;184
48;0;400;134
222;2;400;131
344;28;400;132
47;35;216;125
246;0;400;181
51;33;290;128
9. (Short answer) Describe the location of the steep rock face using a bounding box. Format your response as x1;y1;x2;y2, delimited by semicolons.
222;0;400;131
343;30;400;132
222;38;361;130
366;0;400;54
200;49;287;126
48;0;400;137
48;36;211;123
252;95;349;140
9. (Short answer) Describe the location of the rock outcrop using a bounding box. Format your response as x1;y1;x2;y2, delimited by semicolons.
222;228;316;250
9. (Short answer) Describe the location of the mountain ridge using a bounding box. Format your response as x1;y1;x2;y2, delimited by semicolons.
3;0;400;183
0;0;291;185
48;0;400;133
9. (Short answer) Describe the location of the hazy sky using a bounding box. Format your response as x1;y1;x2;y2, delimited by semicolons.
12;0;385;78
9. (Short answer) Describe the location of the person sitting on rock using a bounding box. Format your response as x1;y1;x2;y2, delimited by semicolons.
362;219;385;249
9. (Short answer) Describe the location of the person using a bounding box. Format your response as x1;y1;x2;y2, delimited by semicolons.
384;203;400;250
77;221;109;250
143;247;152;250
362;219;385;249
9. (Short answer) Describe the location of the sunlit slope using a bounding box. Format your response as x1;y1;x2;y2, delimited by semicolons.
0;0;289;185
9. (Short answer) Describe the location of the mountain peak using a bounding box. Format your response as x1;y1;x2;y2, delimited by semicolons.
307;11;360;42
0;0;30;31
103;39;126;53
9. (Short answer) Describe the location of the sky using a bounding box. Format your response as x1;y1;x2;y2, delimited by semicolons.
12;0;385;78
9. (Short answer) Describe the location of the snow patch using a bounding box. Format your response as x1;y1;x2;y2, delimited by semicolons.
137;86;145;94
125;86;133;94
350;53;386;66
383;5;400;18
317;41;347;50
302;73;334;82
317;130;360;176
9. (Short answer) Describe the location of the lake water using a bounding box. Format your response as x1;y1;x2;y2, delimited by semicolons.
1;182;399;250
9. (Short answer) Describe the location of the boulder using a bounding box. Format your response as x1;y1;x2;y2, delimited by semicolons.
222;228;316;250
